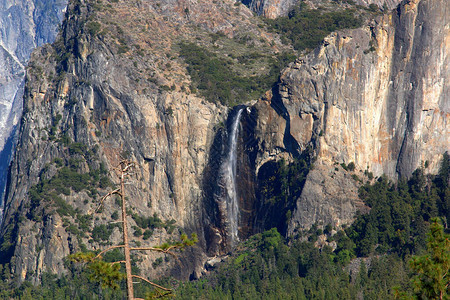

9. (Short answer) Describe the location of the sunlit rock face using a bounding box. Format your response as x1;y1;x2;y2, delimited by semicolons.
250;0;449;232
0;0;67;150
0;0;247;282
0;0;447;284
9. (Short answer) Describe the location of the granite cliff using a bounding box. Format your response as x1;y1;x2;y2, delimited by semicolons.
0;0;447;284
0;0;67;211
0;0;286;282
250;0;449;232
245;0;403;18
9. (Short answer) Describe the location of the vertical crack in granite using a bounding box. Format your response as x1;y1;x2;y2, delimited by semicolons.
251;0;448;233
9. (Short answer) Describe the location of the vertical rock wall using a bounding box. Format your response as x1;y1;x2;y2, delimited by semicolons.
0;0;447;284
0;0;230;282
251;0;449;232
0;0;67;209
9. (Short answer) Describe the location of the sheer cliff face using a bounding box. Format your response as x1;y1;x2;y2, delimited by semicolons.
246;0;297;18
0;0;67;148
0;0;448;282
253;0;449;231
0;0;272;281
0;0;67;208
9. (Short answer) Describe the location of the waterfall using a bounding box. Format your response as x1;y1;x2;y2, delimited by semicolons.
222;107;244;247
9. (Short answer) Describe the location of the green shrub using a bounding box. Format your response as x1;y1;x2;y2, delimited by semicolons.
164;219;176;234
111;211;119;220
347;162;355;171
65;224;80;235
86;22;101;36
152;257;163;269
52;193;76;217
179;42;295;106
68;143;88;156
351;174;360;181
117;44;129;54
142;229;153;240
58;167;90;192
132;213;163;230
368;3;379;12
324;224;333;235
133;226;142;237
76;214;93;232
53;157;64;167
99;176;112;189
92;224;113;242
266;3;363;51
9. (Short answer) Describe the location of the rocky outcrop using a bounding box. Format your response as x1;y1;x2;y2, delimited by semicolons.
0;0;67;150
245;0;297;18
0;0;447;285
0;0;278;283
0;0;67;211
251;0;449;232
355;0;401;9
245;0;402;18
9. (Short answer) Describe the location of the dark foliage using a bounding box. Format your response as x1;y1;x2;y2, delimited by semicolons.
179;42;295;106
345;154;449;258
266;3;363;51
176;229;410;299
257;157;310;234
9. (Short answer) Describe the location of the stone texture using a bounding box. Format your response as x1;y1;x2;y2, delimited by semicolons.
251;0;449;232
245;0;403;18
0;0;447;284
0;0;67;150
246;0;297;18
0;0;67;213
0;0;265;282
287;165;368;233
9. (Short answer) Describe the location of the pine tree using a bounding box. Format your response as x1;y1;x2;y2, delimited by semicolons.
409;218;449;300
70;160;197;299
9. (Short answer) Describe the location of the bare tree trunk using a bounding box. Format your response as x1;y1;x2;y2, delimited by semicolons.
121;168;134;300
85;160;192;298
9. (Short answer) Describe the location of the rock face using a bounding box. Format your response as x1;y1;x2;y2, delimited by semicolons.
245;0;298;18
250;0;449;232
0;0;269;282
0;0;447;284
244;0;403;18
0;0;67;208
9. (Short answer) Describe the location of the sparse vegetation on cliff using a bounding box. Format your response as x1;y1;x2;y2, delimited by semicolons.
0;0;447;297
179;42;295;106
265;3;364;51
68;160;197;299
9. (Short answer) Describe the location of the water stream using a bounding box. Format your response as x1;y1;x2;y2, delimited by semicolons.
222;107;244;247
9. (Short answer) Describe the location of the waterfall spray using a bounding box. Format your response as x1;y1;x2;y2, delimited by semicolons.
222;107;244;247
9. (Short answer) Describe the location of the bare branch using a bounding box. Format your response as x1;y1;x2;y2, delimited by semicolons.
94;245;125;260
95;188;121;213
109;221;124;224
131;275;172;292
83;159;192;299
129;247;176;257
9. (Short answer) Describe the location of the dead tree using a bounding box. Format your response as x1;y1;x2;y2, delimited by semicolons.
72;159;197;300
